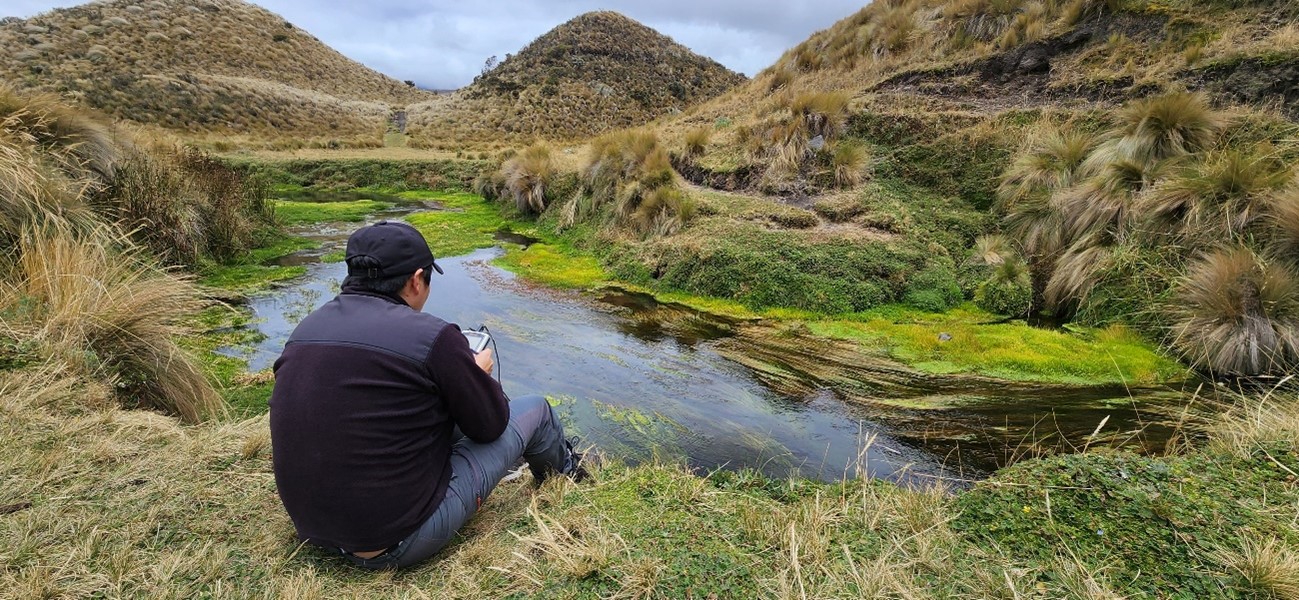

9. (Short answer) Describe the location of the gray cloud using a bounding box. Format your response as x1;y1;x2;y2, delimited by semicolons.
6;1;865;89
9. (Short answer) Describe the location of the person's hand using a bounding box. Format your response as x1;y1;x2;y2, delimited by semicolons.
474;348;494;375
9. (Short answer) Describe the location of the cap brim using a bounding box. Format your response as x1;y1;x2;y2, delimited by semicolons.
430;260;445;275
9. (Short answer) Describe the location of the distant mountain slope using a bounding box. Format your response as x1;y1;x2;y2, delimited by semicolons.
0;0;435;141
407;11;746;144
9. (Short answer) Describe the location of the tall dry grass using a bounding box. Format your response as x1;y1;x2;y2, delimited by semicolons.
0;128;98;245
683;126;711;158
1170;248;1299;378
567;129;694;237
501;142;557;214
0;86;121;184
0;88;243;422
1;224;222;423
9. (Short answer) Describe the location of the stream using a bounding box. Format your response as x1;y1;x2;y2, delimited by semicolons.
220;195;1206;485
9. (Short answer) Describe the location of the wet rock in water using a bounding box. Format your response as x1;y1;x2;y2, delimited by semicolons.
938;332;953;342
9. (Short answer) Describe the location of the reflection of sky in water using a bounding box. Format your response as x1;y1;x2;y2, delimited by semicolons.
229;233;1201;482
231;248;949;483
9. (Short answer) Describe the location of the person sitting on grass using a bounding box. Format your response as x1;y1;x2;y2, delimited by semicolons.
269;220;587;570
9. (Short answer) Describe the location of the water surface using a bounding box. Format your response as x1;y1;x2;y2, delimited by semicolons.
222;204;1204;483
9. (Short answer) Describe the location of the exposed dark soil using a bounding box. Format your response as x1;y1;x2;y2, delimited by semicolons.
872;13;1169;109
1188;56;1299;121
670;154;765;192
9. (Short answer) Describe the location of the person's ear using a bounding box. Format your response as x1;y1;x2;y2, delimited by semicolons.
411;268;427;291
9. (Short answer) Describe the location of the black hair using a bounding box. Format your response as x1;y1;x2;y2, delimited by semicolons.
343;256;431;295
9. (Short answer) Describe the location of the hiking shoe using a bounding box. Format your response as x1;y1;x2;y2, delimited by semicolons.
563;437;594;483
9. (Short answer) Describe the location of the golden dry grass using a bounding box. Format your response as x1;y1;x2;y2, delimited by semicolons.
1;224;221;423
1;0;432;142
405;12;744;144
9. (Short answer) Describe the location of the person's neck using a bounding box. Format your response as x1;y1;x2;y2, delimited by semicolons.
340;282;409;307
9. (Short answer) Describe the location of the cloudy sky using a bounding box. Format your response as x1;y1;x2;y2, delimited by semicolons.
6;1;866;89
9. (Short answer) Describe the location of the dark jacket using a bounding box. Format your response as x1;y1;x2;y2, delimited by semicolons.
269;286;509;551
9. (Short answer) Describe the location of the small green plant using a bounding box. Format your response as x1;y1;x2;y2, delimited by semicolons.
903;261;965;312
976;258;1033;317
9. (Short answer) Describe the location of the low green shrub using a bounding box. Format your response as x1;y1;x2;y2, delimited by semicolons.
903;261;964;313
975;259;1034;317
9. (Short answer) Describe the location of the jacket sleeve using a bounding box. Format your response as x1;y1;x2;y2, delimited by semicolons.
426;324;510;442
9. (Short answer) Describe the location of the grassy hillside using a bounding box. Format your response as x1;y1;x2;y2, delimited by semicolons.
0;0;435;144
490;0;1299;379
406;12;746;145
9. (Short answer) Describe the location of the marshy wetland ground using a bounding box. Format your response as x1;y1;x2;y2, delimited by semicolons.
4;0;1299;597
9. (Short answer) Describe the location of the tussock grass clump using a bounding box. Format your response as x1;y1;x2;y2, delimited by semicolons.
969;234;1013;266
1215;538;1299;600
0;86;120;183
944;0;1023;43
1170;247;1299;377
0;88;275;422
0;129;98;243
683;126;710;158
1;225;221;423
568;129;693;237
1142;149;1293;241
1086;92;1229;171
743;91;861;188
789;91;852;140
1;87;272;266
1269;185;1299;260
98;142;273;265
500;142;557;214
995;92;1299;377
831;141;870;188
998;126;1097;205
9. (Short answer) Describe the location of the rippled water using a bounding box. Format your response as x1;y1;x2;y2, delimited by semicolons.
220;200;1204;484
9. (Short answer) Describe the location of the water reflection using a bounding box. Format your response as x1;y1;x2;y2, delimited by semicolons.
222;204;1207;483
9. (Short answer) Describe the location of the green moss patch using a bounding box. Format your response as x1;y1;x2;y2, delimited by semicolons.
497;244;609;289
805;304;1186;385
184;307;273;418
270;199;393;225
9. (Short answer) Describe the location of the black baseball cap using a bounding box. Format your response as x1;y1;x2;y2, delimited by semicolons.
344;221;444;278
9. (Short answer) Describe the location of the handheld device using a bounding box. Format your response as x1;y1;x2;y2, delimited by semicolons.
461;327;492;353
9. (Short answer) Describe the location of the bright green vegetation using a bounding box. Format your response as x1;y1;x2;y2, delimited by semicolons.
198;263;307;292
271;199;393;225
197;233;314;292
404;190;535;257
805;305;1186;385
183;307;274;418
498;244;608;289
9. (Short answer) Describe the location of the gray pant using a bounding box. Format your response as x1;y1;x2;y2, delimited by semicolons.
343;394;570;569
